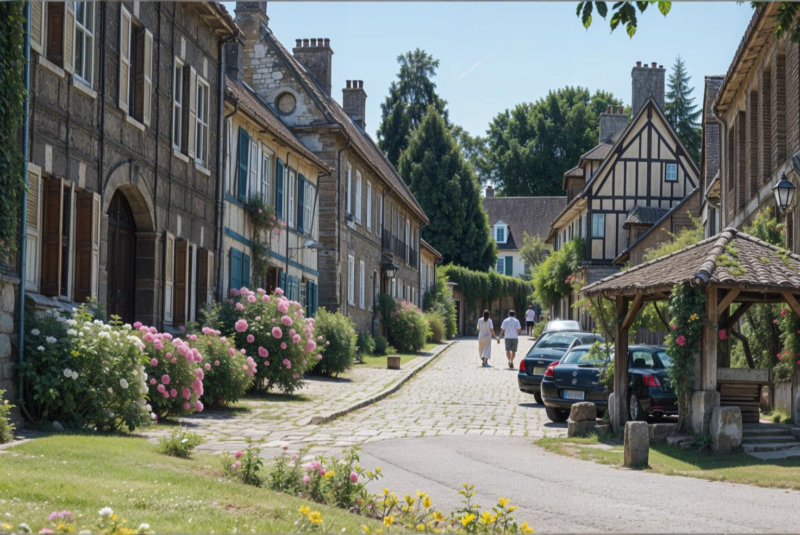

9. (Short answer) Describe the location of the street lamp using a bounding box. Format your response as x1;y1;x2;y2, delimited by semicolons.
381;258;400;280
773;172;796;214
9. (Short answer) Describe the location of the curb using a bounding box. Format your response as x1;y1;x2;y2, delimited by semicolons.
306;340;456;426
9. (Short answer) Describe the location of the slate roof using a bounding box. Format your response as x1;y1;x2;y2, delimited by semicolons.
583;227;800;297
421;239;442;260
226;77;331;173
580;129;625;161
623;206;670;228
484;196;567;250
261;27;428;223
564;166;584;178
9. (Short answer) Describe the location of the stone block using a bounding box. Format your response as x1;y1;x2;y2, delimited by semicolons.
710;406;742;454
1;283;14;313
0;312;13;334
569;402;597;422
2;362;14;381
648;423;678;444
0;334;10;360
387;355;401;370
624;421;650;468
608;393;618;429
691;390;720;435
595;424;612;438
568;419;596;438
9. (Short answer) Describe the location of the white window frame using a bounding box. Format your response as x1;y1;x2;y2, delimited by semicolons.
591;213;605;238
304;181;314;235
172;58;184;150
248;139;260;201
366;181;372;231
355;171;362;223
497;257;506;275
74;2;95;87
347;255;355;305
195;77;210;167
288;169;296;227
495;224;507;244
359;260;366;309
665;163;678;182
261;151;272;204
346;163;353;215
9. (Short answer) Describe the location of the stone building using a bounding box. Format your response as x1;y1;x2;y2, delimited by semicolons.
419;239;442;300
23;2;238;328
232;3;429;332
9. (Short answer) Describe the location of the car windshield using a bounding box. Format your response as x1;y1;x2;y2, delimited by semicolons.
534;333;581;349
561;347;609;366
656;351;672;368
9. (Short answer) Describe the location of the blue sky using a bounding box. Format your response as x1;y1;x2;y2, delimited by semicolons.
224;2;752;140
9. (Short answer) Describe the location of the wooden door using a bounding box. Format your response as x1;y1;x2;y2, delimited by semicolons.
107;191;137;323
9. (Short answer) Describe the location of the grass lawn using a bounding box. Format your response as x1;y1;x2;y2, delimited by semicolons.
536;435;800;490
356;342;443;369
0;434;378;533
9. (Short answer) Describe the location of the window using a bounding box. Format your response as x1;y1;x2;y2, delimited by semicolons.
261;153;271;204
288;170;296;227
276;159;285;219
665;163;678;182
228;249;251;294
347;255;355;305
119;7;153;126
304;181;314;235
346;163;353;215
45;2;65;67
195;78;210;167
405;219;410;263
372;271;379;310
591;214;605;238
74;2;94;86
495;224;507;243
300;279;307;311
359;260;366;309
355;172;362;223
366;181;372;231
172;60;183;149
496;257;505;274
248;139;260;200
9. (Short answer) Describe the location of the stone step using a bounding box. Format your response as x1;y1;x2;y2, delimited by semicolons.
742;441;800;453
748;446;800;461
742;426;793;437
666;434;696;450
740;434;798;444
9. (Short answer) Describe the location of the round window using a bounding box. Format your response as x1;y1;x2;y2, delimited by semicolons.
276;92;297;114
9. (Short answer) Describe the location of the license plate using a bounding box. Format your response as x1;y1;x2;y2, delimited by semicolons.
563;390;585;400
533;367;546;376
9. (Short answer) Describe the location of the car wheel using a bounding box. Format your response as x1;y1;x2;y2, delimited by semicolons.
545;406;569;423
629;393;646;421
533;390;544;405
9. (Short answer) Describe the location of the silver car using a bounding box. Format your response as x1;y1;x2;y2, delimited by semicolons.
543;319;582;333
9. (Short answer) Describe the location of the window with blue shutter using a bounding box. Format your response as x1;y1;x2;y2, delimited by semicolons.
306;280;315;316
242;254;251;288
237;128;249;202
229;250;242;292
276;159;285;220
279;271;286;294
505;256;513;276
297;175;305;233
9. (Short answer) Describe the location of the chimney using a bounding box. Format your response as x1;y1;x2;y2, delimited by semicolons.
599;105;628;142
631;60;665;117
234;2;269;38
224;38;245;84
293;38;333;96
343;80;367;130
486;185;494;198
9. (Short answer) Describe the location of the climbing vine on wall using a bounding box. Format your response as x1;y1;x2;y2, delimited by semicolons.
0;3;26;257
665;283;706;432
245;195;284;281
439;264;534;313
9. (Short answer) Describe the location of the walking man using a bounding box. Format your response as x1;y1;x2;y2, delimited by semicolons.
497;310;522;369
525;305;536;336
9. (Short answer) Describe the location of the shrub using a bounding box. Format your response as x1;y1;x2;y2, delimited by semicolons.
423;274;457;339
197;327;255;408
425;312;445;343
531;321;546;339
19;305;152;431
311;309;356;376
383;298;428;352
137;324;205;419
0;390;14;443
356;331;375;360
222;439;264;487
373;335;389;356
157;427;203;458
218;287;320;394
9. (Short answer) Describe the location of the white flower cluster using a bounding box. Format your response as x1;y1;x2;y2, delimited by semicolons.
62;368;79;380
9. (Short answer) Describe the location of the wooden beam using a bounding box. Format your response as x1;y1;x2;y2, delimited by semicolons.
782;292;800;318
715;288;740;322
653;300;670;330
613;297;629;434
622;294;644;330
702;286;718;391
730;328;756;369
725;302;753;329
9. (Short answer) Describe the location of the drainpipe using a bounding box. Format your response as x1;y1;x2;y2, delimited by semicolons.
335;136;351;311
217;99;238;301
711;103;730;231
284;151;291;277
17;0;32;405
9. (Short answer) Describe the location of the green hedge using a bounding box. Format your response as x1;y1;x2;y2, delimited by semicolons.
439;264;533;313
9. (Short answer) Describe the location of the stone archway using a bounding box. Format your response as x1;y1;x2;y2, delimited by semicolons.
102;162;159;326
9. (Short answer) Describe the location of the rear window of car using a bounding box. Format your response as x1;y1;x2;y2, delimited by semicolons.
561;348;609;366
534;332;580;349
656;351;671;368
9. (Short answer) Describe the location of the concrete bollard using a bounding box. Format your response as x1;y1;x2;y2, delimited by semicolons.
710;406;742;453
624;421;649;469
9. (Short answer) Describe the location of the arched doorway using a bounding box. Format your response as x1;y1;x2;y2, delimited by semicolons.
107;191;137;323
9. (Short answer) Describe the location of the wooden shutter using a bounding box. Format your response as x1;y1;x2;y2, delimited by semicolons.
63;1;76;73
185;66;197;159
197;248;209;313
242;254;251;288
278;271;286;293
41;179;64;296
164;232;175;323
236;128;249;202
74;190;100;303
174;240;188;326
276;159;284;219
505;256;513;276
206;251;215;307
142;29;153;126
297;175;305;233
25;165;42;291
229;249;242;294
118;5;131;113
30;0;43;54
46;3;64;65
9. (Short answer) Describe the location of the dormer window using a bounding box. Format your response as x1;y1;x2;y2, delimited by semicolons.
494;222;508;244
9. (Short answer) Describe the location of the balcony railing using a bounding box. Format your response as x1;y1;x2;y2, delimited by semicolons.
382;229;418;267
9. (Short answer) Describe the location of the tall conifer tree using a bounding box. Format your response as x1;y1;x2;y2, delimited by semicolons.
665;56;702;163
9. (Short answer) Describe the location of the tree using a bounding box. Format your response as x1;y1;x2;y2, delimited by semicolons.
378;49;449;168
450;125;490;185
519;233;551;278
484;87;622;197
665;56;702;164
398;107;496;271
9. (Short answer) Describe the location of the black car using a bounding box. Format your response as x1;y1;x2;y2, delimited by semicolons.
541;344;677;423
518;331;603;404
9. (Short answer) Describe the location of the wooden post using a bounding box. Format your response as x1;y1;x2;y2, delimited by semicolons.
702;286;718;391
613;297;629;433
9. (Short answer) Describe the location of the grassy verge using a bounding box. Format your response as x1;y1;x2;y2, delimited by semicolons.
356;343;442;369
536;435;800;490
761;409;794;424
0;434;377;533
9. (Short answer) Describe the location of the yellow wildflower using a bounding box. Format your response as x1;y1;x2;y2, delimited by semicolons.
383;516;395;528
299;506;311;516
480;511;495;525
404;495;415;506
1;523;12;531
325;471;336;479
520;521;534;534
383;488;390;495
422;495;432;508
308;512;323;525
361;526;371;534
367;471;374;478
432;511;446;523
507;505;519;513
416;523;426;532
498;497;510;508
376;467;382;474
460;514;476;527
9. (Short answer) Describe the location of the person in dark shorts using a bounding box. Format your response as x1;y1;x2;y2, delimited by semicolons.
497;310;522;369
525;305;536;336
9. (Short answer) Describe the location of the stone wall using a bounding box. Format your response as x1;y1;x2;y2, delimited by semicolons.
0;265;20;425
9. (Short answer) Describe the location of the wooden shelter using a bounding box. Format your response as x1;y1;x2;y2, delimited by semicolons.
581;228;800;432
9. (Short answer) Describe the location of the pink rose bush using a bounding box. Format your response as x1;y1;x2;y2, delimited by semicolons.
218;287;321;394
197;327;256;407
381;296;428;352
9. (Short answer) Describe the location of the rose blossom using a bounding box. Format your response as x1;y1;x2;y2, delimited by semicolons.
235;319;249;333
676;335;687;347
283;358;292;369
247;334;255;343
235;303;244;311
272;327;283;338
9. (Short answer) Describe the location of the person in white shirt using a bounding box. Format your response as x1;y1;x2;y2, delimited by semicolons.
498;310;522;369
476;310;497;368
525;305;536;336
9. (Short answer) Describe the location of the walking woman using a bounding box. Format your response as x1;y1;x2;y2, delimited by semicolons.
477;310;497;367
